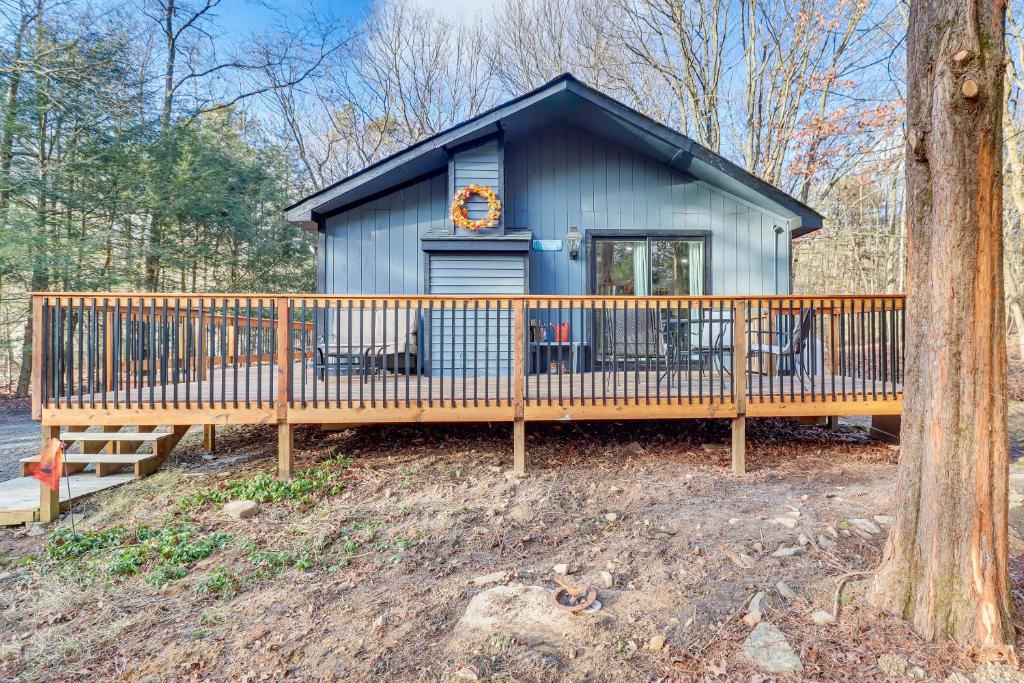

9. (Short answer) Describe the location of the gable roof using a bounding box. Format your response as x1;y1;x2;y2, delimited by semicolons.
285;73;823;236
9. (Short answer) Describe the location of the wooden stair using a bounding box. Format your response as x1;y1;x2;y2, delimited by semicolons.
20;430;177;477
3;424;193;525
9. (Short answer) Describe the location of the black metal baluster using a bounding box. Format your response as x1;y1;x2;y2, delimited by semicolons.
484;300;491;407
265;300;273;408
426;301;432;408
473;300;479;408
350;301;356;408
41;300;50;409
255;300;263;408
335;299;342;409
380;299;387;407
807;300;816;403
299;300;308;408
87;299;96;409
394;301;400;408
159;298;167;409
568;300;575;405
404;303;411;408
437;300;443;408
312;300;320;409
244;299;251;409
172;298;179;408
460;300;466;408
416;301;423;407
859;299;867;401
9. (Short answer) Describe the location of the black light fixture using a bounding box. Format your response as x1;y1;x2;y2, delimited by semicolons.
566;226;582;260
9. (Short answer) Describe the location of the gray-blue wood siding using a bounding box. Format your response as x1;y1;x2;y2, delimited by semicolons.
319;122;792;298
503;122;790;295
452;140;502;235
321;173;447;294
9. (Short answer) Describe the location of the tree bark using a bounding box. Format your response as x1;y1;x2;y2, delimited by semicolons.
869;0;1012;647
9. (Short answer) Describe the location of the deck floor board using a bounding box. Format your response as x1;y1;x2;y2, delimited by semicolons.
44;363;902;413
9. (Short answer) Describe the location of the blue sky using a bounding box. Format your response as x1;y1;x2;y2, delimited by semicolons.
227;0;493;37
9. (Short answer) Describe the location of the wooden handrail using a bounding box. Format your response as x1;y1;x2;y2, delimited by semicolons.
31;291;907;306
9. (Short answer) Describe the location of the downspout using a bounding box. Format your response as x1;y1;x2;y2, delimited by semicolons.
772;225;784;294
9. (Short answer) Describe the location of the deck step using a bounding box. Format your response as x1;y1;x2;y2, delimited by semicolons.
20;450;160;478
20;452;157;465
59;431;171;441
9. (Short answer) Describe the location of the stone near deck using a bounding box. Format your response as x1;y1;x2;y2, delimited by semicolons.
471;571;510;587
452;584;598;648
848;518;881;535
771;517;798;530
224;500;260;520
741;622;803;673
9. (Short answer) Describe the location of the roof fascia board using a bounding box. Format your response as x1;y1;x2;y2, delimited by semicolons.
285;81;570;223
562;79;823;227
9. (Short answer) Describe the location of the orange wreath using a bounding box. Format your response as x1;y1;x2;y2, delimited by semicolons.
450;184;501;231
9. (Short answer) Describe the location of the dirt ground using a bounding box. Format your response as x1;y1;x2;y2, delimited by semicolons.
1;415;1023;683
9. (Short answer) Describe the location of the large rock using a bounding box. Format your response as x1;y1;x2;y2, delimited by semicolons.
452;584;598;648
223;500;260;520
741;622;802;673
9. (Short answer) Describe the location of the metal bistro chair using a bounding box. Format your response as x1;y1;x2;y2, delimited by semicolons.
657;308;733;385
744;308;815;384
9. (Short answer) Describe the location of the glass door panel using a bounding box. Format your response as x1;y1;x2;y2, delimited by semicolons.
651;239;704;295
594;240;647;295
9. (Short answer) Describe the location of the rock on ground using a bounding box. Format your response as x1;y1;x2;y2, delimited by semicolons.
775;581;797;600
452;584;599;649
811;610;835;625
471;571;510;587
223;500;260;520
741;622;802;674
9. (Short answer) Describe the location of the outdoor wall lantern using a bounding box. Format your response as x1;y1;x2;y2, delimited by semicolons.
566;226;583;260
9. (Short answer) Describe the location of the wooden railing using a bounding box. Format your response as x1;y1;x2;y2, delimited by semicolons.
31;293;904;425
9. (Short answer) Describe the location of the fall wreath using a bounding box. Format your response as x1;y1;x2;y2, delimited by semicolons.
450;184;501;231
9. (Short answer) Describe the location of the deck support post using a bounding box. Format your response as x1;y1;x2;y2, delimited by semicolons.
513;419;526;475
732;301;748;475
39;424;60;523
275;297;293;480
278;423;294;480
731;416;746;475
203;424;216;453
869;414;901;444
512;300;526;474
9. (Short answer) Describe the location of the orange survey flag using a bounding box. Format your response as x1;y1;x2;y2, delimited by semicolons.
29;438;64;491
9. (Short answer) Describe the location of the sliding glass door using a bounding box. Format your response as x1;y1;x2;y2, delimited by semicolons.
592;234;707;363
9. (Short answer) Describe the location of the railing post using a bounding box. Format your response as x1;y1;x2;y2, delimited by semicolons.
276;297;293;480
512;299;526;474
732;299;747;475
30;295;44;421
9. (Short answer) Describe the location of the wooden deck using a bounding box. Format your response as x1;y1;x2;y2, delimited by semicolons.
29;292;906;485
38;365;902;425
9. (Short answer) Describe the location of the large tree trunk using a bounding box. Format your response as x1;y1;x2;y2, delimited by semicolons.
869;0;1011;646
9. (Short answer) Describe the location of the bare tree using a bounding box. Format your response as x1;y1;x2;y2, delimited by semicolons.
615;0;727;151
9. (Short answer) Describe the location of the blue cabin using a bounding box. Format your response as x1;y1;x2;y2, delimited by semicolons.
285;73;823;378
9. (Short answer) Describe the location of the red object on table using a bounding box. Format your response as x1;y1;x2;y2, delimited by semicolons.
549;322;570;342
